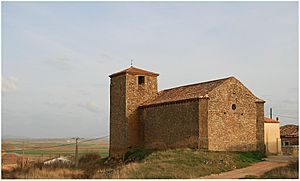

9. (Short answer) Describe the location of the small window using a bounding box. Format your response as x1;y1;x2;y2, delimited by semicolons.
138;76;145;85
283;141;290;146
232;104;236;110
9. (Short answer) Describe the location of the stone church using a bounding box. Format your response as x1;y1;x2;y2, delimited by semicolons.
109;66;265;157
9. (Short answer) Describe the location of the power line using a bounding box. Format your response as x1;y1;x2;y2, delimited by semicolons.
273;114;298;120
5;135;109;152
6;142;76;152
79;135;109;144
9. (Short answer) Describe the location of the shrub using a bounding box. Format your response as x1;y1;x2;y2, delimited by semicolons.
77;153;102;178
123;148;157;163
78;153;101;166
234;151;265;168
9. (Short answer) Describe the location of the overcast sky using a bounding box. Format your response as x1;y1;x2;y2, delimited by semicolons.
2;2;298;138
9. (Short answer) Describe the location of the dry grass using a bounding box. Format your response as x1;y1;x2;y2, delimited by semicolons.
2;149;265;179
112;163;139;178
2;167;84;179
261;158;299;179
243;158;299;179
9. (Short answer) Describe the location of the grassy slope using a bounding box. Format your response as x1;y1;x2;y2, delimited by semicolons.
113;148;265;179
2;149;265;179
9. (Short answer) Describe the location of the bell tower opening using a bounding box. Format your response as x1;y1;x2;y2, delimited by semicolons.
138;76;145;85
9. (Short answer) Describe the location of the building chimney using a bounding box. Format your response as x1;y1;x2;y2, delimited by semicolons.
270;108;273;119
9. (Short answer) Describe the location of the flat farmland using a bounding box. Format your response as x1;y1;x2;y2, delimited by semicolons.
2;138;109;162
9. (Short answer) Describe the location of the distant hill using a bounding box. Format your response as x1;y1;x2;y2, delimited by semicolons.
2;135;109;143
2;134;32;140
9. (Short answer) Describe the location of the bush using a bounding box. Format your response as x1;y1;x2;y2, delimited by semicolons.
78;153;101;166
78;153;102;178
123;148;157;163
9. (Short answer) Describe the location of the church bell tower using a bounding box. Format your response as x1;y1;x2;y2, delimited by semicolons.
109;66;159;157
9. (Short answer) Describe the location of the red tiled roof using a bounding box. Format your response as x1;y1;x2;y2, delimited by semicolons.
2;153;21;159
264;117;280;123
280;124;299;138
141;77;231;107
109;66;159;78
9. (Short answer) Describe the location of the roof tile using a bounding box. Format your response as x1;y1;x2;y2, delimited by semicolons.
141;77;231;107
264;117;280;123
280;124;299;137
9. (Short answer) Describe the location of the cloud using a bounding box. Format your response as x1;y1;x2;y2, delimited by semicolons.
2;76;18;93
45;100;66;108
78;101;100;113
99;53;114;62
281;98;298;106
45;57;73;70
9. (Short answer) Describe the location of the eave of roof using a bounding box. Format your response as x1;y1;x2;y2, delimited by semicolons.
139;96;210;109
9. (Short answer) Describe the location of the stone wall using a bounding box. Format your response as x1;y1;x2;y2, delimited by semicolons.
109;73;158;157
282;145;299;156
256;102;265;152
109;75;128;157
126;74;158;148
207;77;258;151
281;137;299;146
199;98;209;149
141;99;199;149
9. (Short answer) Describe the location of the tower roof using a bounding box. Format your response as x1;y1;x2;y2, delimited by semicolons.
109;66;159;78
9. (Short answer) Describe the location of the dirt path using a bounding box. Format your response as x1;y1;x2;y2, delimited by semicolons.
200;156;294;179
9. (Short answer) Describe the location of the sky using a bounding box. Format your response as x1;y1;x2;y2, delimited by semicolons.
2;2;298;138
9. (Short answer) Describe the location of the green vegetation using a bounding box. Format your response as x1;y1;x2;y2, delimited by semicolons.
123;148;157;163
2;139;109;164
113;148;265;179
243;175;258;179
3;143;269;179
233;151;266;168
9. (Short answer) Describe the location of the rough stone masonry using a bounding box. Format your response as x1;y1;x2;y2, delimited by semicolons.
109;66;265;157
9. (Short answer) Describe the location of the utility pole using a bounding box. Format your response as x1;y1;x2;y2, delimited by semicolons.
22;140;24;168
72;137;82;168
75;137;79;167
270;107;273;119
71;137;83;168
